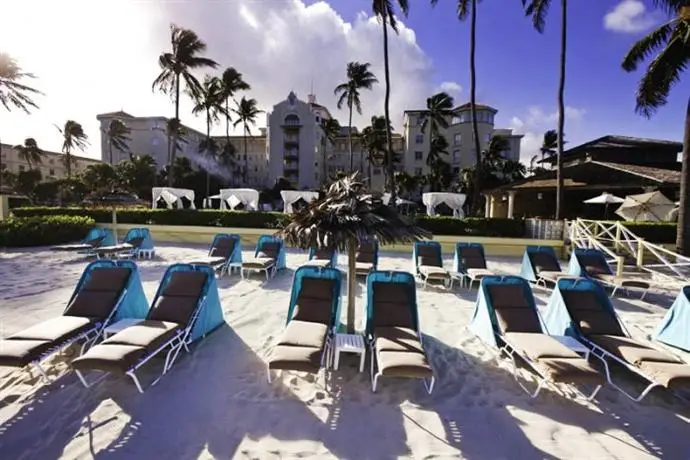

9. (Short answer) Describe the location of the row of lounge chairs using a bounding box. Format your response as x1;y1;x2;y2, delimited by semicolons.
52;227;155;260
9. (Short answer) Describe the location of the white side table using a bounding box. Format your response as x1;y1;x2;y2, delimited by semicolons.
103;318;145;339
334;333;366;372
551;335;590;360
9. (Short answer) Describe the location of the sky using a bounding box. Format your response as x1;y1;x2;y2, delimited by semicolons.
0;0;685;164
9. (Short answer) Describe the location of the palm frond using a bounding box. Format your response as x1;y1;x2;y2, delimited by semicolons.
523;0;551;33
622;21;675;72
0;53;42;113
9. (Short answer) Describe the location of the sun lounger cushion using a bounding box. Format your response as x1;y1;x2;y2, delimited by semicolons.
313;248;333;260
277;321;329;348
63;267;131;319
102;320;180;350
539;270;565;281
466;268;492;278
371;283;415;329
504;332;581;360
243;257;275;269
588;334;682;366
268;345;323;373
460;247;487;270
375;327;425;353
590;274;650;290
7;316;95;343
305;259;331;268
560;290;625;336
189;256;227;266
52;235;105;251
419;265;449;279
530;252;561;273
291;278;335;324
533;358;603;384
487;284;542;333
417;246;441;267
356;244;376;263
377;351;433;378
637;362;690;388
356;262;374;272
0;340;55;367
70;344;149;373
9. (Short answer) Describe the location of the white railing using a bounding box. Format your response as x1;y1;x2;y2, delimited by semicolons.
569;218;690;288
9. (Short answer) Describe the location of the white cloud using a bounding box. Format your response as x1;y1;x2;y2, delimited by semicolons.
0;0;437;159
604;0;658;33
437;81;462;96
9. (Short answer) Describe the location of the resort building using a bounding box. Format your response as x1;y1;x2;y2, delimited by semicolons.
0;143;102;180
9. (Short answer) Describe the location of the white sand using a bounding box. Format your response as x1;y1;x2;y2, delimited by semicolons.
1;244;689;459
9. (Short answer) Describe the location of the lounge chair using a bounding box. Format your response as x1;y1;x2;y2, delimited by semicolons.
654;286;690;353
454;242;494;289
0;261;135;383
93;228;155;260
569;248;651;300
355;240;379;277
304;246;337;268
472;276;603;399
267;266;342;381
71;264;216;393
413;241;452;289
520;245;572;288
188;233;241;277
51;228;111;254
365;271;435;393
241;235;284;280
545;277;690;401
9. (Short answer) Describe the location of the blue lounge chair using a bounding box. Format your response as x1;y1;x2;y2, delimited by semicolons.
413;240;452;289
241;235;286;280
453;242;494;289
189;233;242;277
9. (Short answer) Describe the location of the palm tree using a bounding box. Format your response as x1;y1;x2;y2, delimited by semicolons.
104;119;132;164
320;118;341;185
220;67;250;181
232;96;263;184
372;0;409;203
334;61;378;172
419;91;455;145
361;116;393;185
191;75;225;197
56;120;89;178
14;138;44;169
0;53;42;191
427;135;451;191
540;129;558;163
523;0;568;219
279;173;430;333
621;1;690;254
152;24;218;186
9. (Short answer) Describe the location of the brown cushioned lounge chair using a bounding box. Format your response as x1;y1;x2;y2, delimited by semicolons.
483;278;603;399
267;270;340;382
93;237;146;260
71;269;210;393
415;242;452;289
577;251;651;300
560;285;690;401
355;241;377;277
304;247;335;268
241;240;281;280
51;234;106;252
0;264;132;383
529;251;571;287
456;244;494;289
188;235;238;277
367;273;435;393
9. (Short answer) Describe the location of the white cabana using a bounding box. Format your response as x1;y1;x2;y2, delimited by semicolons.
203;194;222;209
382;193;415;206
422;192;466;217
152;187;196;209
281;190;319;214
220;188;259;211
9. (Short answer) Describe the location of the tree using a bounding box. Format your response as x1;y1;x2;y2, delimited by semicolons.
372;0;409;203
621;1;690;254
361;115;394;186
334;61;378;173
191;75;225;198
220;67;250;182
523;0;569;219
232;96;263;184
427;134;451;191
56;120;89;178
116;154;158;200
104;119;132;164
540;128;558;163
320;118;341;185
419;91;455;174
81;163;119;191
0;53;42;191
14;138;44;169
152;24;218;186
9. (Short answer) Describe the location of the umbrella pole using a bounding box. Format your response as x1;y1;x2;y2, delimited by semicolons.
347;238;356;334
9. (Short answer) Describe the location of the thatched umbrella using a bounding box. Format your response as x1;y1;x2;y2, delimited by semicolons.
279;174;431;333
83;188;147;241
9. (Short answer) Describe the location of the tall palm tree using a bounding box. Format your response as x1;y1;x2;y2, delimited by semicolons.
220;67;250;181
419;91;455;183
104;119;132;164
361;115;392;186
56;120;89;178
523;0;568;219
540;128;559;163
621;1;690;254
232;97;263;184
320;118;342;185
191;75;225;197
0;53;42;190
152;24;218;186
334;61;378;172
372;0;409;203
427;135;451;191
14;138;44;169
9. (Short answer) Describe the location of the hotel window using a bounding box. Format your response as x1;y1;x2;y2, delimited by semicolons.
414;167;423;176
415;134;424;144
453;150;460;162
454;134;462;145
414;151;423;161
453;167;460;175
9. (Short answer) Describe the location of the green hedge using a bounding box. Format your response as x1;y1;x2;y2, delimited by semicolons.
622;222;677;244
10;207;527;238
0;215;96;247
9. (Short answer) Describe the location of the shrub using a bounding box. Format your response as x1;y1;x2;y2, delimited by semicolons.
11;207;526;237
621;222;677;244
0;215;96;247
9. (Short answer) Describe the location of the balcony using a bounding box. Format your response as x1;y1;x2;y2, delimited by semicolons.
284;135;299;146
284;150;299;161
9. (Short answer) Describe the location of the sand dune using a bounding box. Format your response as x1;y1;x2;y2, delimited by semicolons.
1;243;689;459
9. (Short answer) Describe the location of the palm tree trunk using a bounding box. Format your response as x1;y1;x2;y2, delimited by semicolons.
676;96;690;256
555;0;567;220
347;237;356;333
205;111;211;202
169;73;181;187
382;16;397;203
66;147;72;178
109;140;114;165
469;0;482;216
243;130;248;185
225;99;232;185
348;106;354;173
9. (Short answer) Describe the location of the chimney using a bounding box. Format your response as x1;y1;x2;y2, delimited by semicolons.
307;93;316;104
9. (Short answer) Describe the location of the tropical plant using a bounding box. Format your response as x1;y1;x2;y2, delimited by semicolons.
523;0;569;219
540;128;558;163
621;1;690;254
56;120;89;178
81;163;119;191
361;115;392;186
232;96;263;184
191;74;225;197
334;61;378;172
0;53;42;190
372;0;409;202
166;117;188;161
104;119;132;164
427;134;451;191
279;173;430;332
14;138;44;169
419;92;455;177
220;67;250;182
320;118;341;185
152;24;218;186
116;154;158;200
